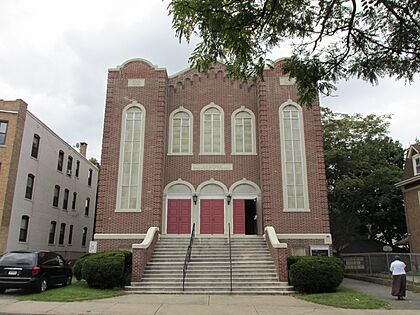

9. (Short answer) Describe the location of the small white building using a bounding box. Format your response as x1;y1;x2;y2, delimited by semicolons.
0;100;98;261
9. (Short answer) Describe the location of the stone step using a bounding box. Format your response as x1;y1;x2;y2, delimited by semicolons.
125;289;295;295
132;281;290;288
142;273;278;278
140;277;280;282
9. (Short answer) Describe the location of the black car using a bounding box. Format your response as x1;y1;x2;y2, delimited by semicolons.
0;250;72;293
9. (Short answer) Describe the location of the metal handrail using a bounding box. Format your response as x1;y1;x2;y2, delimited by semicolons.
182;223;195;291
228;223;232;292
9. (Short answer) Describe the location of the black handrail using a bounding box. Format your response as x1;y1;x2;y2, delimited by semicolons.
228;223;232;292
182;223;195;291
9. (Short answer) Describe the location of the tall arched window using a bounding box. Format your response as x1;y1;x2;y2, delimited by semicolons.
48;221;57;244
19;215;30;242
200;103;224;155
169;108;193;155
279;101;309;211
232;107;256;154
31;134;40;159
117;103;146;212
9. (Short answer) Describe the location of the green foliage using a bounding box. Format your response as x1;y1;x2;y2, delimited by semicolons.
288;256;344;272
81;252;126;289
169;0;419;106
289;257;344;293
322;108;406;251
73;253;91;281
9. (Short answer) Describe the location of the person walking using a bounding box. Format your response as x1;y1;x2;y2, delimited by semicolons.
390;255;407;300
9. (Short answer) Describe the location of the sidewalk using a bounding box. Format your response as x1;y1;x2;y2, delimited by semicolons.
0;292;420;315
342;277;420;310
1;279;420;315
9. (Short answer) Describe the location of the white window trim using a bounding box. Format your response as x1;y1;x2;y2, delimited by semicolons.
115;102;146;212
199;102;225;155
412;153;420;176
168;106;193;155
231;106;257;155
279;100;310;212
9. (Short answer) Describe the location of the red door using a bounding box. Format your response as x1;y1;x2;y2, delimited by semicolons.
233;199;245;234
200;199;224;234
167;199;191;234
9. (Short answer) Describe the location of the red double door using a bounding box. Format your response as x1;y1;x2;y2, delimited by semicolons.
167;199;191;234
200;199;224;234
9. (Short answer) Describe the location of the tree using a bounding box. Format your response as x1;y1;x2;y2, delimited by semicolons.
322;108;407;252
169;0;419;106
89;158;100;169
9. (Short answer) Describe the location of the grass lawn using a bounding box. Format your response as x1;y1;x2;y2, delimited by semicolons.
18;281;126;302
296;287;391;309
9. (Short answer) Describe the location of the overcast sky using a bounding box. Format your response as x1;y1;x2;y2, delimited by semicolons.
1;0;418;161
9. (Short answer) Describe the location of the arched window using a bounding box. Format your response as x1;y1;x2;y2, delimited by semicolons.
19;215;29;242
117;104;146;211
68;225;73;245
53;185;60;207
169;108;193;154
200;103;224;154
57;150;64;171
85;198;90;216
48;221;57;244
232;108;256;154
25;174;35;199
59;223;66;245
82;227;88;246
279;102;309;211
31;134;40;158
63;189;69;210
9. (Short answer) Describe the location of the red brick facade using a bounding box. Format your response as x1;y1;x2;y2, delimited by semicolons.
96;58;331;256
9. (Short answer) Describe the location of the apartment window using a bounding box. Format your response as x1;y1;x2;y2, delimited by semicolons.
58;223;66;245
31;134;40;158
19;215;30;242
0;121;8;145
57;150;64;171
25;174;35;199
72;192;77;210
169;109;193;154
68;225;73;245
75;160;80;177
117;104;146;211
413;155;420;176
66;156;73;176
53;185;60;207
48;221;57;244
232;108;256;154
85;198;90;216
88;169;93;186
279;102;309;211
63;189;69;210
81;227;88;247
200;104;224;154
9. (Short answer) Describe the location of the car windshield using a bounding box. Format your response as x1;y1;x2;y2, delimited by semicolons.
0;252;36;266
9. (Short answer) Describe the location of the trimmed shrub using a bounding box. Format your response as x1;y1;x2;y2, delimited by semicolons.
288;256;344;272
73;253;91;281
81;251;126;289
289;257;344;293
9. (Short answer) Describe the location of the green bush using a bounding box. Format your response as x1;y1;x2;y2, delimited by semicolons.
288;256;344;271
81;252;126;289
289;257;344;293
73;253;91;281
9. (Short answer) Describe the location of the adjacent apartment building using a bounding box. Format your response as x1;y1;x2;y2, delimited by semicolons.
396;143;420;252
0;99;98;260
94;58;331;259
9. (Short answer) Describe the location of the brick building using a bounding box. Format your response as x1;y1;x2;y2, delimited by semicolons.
94;58;332;287
0;100;98;260
396;144;420;252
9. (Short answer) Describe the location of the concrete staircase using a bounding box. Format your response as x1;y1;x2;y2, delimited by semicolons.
126;235;294;294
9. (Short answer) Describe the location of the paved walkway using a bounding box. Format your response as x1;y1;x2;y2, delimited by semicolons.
342;278;420;310
0;279;419;315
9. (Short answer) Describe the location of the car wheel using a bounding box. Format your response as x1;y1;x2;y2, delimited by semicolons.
36;278;47;293
62;275;72;286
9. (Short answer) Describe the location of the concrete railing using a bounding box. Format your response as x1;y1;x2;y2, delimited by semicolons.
264;226;289;282
131;227;160;283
